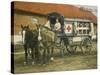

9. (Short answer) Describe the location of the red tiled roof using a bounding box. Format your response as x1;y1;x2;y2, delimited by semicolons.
12;1;97;23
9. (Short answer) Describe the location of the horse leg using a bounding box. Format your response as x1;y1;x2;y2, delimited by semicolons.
65;45;71;55
35;47;40;64
50;47;54;61
60;47;64;57
47;47;50;62
24;45;28;65
43;48;46;65
31;48;35;65
36;47;43;64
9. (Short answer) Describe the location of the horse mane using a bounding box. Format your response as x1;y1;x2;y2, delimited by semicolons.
41;26;55;42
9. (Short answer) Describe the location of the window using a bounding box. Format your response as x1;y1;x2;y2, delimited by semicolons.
83;23;87;27
79;23;83;27
77;22;90;35
77;22;90;27
85;23;90;28
87;30;89;34
83;30;86;34
79;30;82;34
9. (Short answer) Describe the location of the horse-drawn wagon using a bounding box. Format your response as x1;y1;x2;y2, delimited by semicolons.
63;19;93;54
47;12;93;56
21;12;94;65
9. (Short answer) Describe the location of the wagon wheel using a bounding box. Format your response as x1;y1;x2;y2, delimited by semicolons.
66;45;76;55
91;41;97;53
80;37;92;54
72;45;77;53
65;38;78;54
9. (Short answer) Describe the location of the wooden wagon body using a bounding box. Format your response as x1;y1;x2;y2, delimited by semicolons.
54;18;93;54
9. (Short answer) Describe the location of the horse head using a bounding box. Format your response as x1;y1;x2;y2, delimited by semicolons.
21;24;29;44
35;24;42;41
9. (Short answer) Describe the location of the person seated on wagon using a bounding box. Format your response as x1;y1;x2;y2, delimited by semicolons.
54;19;61;32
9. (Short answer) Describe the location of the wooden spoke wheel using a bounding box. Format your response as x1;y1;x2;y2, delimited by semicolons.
80;37;92;54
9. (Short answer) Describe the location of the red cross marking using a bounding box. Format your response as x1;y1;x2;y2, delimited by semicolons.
67;26;71;32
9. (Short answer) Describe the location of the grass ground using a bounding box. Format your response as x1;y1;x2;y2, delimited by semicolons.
13;41;97;74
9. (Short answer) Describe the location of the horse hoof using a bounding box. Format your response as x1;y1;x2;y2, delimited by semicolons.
24;62;27;65
50;57;54;61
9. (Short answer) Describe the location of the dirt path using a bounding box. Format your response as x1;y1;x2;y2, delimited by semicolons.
14;54;97;74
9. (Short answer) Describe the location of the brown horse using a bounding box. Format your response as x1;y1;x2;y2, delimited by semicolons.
35;24;55;64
